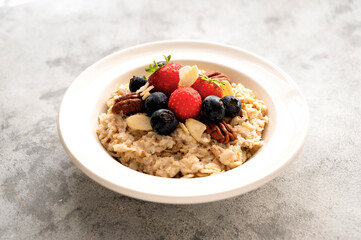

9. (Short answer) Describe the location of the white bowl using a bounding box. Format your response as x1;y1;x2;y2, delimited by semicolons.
58;40;309;204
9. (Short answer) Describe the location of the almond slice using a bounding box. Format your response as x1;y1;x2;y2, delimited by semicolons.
179;122;189;134
178;65;199;87
140;85;154;96
185;118;206;142
126;114;152;131
142;92;151;100
136;81;150;94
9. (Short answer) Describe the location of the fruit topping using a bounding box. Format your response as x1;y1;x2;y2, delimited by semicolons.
221;95;242;117
202;95;225;122
147;55;183;96
126;114;152;131
150;109;178;135
178;65;199;87
191;75;224;99
148;63;183;96
124;58;240;137
168;87;202;121
185;118;207;142
144;92;168;116
129;75;147;92
220;81;235;97
203;71;234;96
111;92;143;115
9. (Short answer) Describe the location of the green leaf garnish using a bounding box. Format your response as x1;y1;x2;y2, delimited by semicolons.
145;55;172;74
164;54;171;64
200;75;226;87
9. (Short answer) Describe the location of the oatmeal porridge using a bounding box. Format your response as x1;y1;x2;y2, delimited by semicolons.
97;55;268;178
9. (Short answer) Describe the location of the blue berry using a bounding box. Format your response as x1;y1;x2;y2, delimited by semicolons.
221;95;242;117
150;109;178;135
144;92;168;116
202;95;225;122
129;75;147;92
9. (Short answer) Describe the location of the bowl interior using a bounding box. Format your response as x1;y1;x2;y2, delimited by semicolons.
91;59;276;166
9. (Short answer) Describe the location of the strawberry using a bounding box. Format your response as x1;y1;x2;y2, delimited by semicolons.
147;55;183;96
168;87;202;121
191;75;224;99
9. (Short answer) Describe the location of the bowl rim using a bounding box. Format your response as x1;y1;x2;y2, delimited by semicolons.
58;40;309;204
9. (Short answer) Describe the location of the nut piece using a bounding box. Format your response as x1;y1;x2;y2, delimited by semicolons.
179;122;189;134
185;118;207;142
205;71;232;83
205;123;224;142
111;92;143;115
136;81;150;94
205;120;237;144
142;92;151;100
126;114;152;131
179;65;199;87
221;120;237;141
140;85;154;97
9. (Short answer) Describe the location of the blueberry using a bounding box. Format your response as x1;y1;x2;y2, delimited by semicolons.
129;75;147;92
221;95;242;117
202;95;225;122
150;109;178;135
144;92;168;116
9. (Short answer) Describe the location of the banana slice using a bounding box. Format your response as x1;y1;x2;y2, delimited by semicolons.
178;65;199;87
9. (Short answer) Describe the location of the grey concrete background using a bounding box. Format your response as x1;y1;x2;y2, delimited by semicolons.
1;0;360;239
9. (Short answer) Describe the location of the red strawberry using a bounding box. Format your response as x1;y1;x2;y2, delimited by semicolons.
191;76;223;99
168;87;202;121
148;62;183;96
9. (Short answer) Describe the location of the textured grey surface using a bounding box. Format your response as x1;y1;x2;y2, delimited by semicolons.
1;0;360;239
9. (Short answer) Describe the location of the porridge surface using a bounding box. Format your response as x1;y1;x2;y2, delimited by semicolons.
97;83;268;178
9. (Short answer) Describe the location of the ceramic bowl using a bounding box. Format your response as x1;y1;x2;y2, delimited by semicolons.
58;40;309;204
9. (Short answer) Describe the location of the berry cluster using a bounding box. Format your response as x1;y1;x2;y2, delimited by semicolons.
126;55;242;137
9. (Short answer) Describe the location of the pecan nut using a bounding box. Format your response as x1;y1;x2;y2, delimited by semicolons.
205;123;224;142
205;120;237;144
205;71;232;83
111;92;143;115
